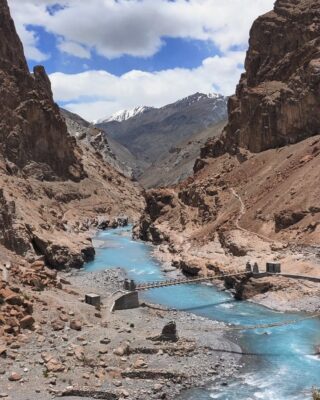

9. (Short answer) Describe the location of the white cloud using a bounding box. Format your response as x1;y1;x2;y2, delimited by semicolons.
9;0;275;59
50;51;245;121
7;0;276;120
57;40;91;59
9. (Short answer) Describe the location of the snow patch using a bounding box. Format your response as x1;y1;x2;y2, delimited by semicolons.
98;106;154;123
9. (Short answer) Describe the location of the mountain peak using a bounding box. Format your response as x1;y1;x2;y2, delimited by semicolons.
170;92;225;108
97;92;225;124
98;106;154;123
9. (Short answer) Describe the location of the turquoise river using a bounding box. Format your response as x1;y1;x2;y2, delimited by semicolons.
86;227;320;400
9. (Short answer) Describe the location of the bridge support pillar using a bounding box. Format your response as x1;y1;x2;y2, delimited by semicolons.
123;279;137;291
252;262;259;274
246;262;252;272
266;262;281;273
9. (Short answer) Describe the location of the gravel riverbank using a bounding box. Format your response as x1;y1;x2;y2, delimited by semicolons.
0;266;243;400
68;268;244;398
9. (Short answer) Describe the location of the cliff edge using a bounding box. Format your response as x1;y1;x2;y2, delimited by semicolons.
211;0;320;155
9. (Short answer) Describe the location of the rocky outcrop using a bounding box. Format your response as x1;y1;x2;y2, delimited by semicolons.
32;234;95;270
234;277;273;300
61;108;134;178
274;209;307;232
204;0;320;157
172;260;201;276
134;189;174;243
149;321;179;342
0;189;32;255
0;0;84;181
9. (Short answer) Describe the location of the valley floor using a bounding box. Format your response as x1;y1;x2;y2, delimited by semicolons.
0;267;240;400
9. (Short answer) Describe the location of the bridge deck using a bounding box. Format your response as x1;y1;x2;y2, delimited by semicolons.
135;272;249;291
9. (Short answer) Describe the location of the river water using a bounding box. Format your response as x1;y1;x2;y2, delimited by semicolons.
86;227;320;400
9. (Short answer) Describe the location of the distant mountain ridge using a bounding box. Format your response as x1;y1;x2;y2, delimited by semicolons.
96;92;228;179
98;93;225;125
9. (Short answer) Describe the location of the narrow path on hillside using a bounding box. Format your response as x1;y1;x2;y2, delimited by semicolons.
230;188;277;244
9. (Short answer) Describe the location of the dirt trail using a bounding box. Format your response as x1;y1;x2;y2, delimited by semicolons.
230;188;278;244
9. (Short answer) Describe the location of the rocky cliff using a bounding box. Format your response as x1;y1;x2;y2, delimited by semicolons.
0;0;84;181
0;0;144;269
213;0;320;155
61;108;135;179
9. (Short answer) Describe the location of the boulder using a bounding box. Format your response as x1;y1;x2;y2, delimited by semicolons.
133;358;148;369
74;346;85;361
46;358;65;372
51;319;65;331
0;346;7;358
70;320;82;331
113;344;130;356
149;321;179;342
8;372;21;381
19;315;35;330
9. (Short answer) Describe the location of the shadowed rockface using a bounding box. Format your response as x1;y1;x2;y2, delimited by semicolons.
0;0;85;181
208;0;320;156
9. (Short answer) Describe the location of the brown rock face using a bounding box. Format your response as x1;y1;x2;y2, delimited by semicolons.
0;0;144;268
221;0;320;154
134;189;174;243
0;0;84;181
0;189;31;255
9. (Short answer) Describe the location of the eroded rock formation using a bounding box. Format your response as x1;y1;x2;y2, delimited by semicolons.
0;0;84;181
210;0;320;155
0;0;144;268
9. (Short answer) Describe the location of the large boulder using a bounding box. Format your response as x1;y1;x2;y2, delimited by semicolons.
32;234;95;269
149;321;179;342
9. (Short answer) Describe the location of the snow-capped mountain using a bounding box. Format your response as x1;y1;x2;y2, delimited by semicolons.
96;92;228;173
98;106;154;124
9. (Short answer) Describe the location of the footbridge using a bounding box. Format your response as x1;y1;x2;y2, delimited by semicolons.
124;271;249;292
123;261;320;293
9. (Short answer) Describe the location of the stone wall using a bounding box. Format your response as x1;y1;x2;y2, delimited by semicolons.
112;291;139;311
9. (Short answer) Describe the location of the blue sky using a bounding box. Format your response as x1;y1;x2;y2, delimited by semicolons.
27;29;220;76
9;0;275;121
